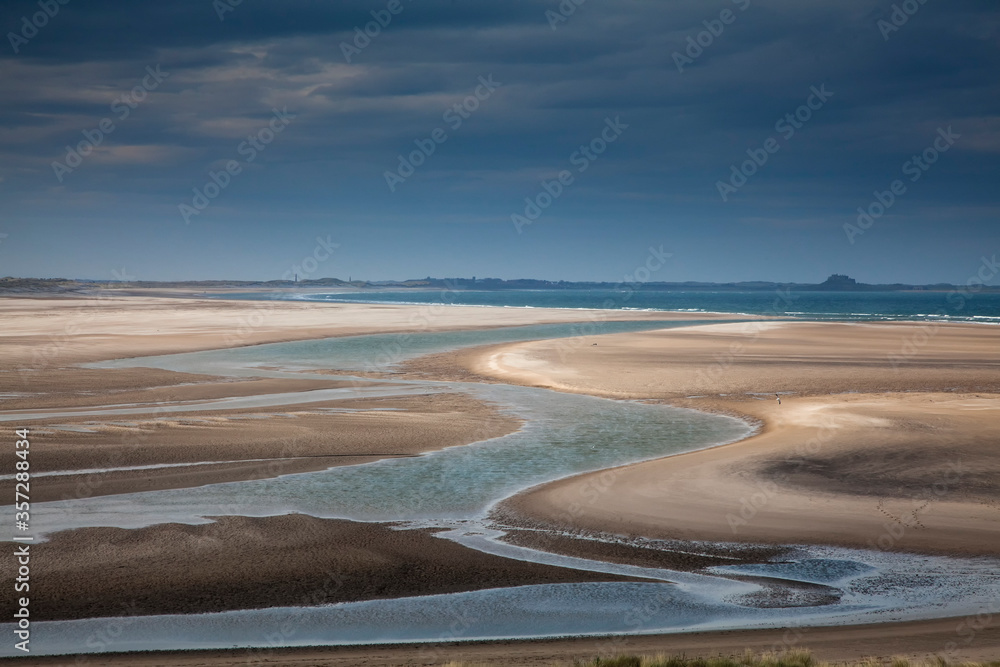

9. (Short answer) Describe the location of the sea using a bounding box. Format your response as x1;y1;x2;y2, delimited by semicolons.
215;288;1000;323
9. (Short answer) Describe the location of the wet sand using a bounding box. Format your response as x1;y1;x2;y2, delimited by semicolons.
4;297;1000;662
0;294;730;624
1;292;732;499
3;614;999;665
20;514;648;621
454;322;1000;557
19;392;519;502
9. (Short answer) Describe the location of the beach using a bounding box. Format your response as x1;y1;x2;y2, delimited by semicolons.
454;322;1000;557
10;0;998;661
1;294;714;498
2;295;999;663
1;295;744;624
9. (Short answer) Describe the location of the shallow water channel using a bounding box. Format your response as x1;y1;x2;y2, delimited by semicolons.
3;321;998;656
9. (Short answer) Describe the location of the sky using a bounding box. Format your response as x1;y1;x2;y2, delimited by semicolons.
0;0;998;284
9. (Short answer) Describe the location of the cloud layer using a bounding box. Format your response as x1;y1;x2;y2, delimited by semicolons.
1;0;997;282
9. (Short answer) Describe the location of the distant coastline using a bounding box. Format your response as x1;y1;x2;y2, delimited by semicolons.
3;273;999;294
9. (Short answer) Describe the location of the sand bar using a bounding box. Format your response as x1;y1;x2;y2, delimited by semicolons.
4;297;999;661
448;321;1000;557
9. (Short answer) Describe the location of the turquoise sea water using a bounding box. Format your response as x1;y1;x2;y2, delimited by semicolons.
215;289;1000;323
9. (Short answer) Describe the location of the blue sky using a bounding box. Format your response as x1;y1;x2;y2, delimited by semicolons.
1;0;998;283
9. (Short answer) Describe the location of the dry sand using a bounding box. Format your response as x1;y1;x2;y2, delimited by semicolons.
1;292;735;499
0;294;730;621
4;297;999;663
0;293;734;368
452;321;1000;557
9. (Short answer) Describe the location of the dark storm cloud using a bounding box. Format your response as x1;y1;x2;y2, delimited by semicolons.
3;1;996;176
1;0;998;282
2;0;547;61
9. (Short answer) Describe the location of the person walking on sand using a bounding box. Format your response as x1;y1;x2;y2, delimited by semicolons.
775;393;781;405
